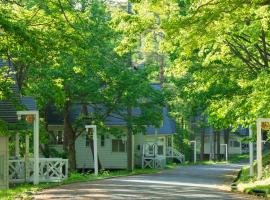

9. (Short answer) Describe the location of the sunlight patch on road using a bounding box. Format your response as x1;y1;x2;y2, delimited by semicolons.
118;179;221;189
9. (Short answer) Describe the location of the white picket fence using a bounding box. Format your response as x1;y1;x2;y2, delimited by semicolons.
9;158;68;183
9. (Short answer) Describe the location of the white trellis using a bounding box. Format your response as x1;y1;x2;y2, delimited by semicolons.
9;158;68;183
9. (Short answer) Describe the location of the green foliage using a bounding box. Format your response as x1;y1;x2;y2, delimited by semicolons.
0;119;8;136
119;0;270;131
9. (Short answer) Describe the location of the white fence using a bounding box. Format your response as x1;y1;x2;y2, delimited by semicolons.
9;158;68;183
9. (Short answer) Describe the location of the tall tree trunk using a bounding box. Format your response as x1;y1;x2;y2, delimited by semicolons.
63;100;76;172
200;127;205;161
126;106;133;171
217;130;221;161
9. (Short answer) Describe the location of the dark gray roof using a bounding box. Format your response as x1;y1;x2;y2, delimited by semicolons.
0;58;36;124
47;83;175;135
21;96;36;110
146;108;176;135
0;57;19;124
47;104;175;135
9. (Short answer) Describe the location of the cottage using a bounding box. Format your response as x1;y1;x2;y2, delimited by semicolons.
0;57;68;185
197;126;250;160
47;86;184;170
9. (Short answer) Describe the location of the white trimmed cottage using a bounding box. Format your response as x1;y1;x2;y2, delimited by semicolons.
46;86;184;169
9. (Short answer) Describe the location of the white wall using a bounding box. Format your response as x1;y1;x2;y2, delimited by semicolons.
203;134;243;155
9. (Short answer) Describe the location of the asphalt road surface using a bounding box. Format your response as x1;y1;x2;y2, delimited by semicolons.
33;163;260;200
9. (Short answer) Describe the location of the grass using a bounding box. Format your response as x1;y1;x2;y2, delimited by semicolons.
235;152;270;198
228;154;249;164
0;167;166;200
178;154;249;166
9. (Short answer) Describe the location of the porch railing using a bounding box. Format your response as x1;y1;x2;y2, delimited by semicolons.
166;147;185;163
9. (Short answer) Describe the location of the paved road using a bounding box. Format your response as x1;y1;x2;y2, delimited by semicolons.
33;163;259;200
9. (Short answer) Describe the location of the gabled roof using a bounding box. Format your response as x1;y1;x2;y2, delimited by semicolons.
0;58;36;124
47;83;176;135
146;108;176;135
0;57;19;124
21;96;36;111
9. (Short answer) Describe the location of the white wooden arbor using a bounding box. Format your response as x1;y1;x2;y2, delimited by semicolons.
256;118;270;179
17;110;39;185
85;125;98;176
12;111;68;185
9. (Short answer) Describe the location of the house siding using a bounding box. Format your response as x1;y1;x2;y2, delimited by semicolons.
48;125;173;169
48;125;128;169
203;134;243;155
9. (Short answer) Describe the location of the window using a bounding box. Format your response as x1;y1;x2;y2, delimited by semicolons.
56;131;64;144
50;130;64;145
157;145;163;155
148;145;155;155
101;135;105;147
112;139;126;152
229;140;240;147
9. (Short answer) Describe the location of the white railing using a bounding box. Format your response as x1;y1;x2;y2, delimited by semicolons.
9;158;68;183
166;147;185;163
142;156;166;169
9;159;25;183
142;143;167;169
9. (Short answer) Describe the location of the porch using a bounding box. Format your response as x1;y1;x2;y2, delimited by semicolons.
142;137;185;169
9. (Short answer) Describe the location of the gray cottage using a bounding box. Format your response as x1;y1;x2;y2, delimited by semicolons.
47;86;184;169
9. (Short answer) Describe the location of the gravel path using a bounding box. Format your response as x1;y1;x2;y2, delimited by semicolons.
33;163;260;200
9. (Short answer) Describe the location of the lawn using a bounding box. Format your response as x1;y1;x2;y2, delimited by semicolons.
235;152;270;197
0;168;162;200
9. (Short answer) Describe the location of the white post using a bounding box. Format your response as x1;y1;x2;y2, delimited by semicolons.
190;140;196;163
194;141;196;163
25;135;29;155
171;136;173;157
257;119;262;179
17;111;39;185
239;140;242;154
132;134;134;171
25;135;30;181
225;144;228;162
15;133;20;157
33;112;39;185
93;126;98;176
249;126;254;177
85;125;98;176
142;144;145;168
